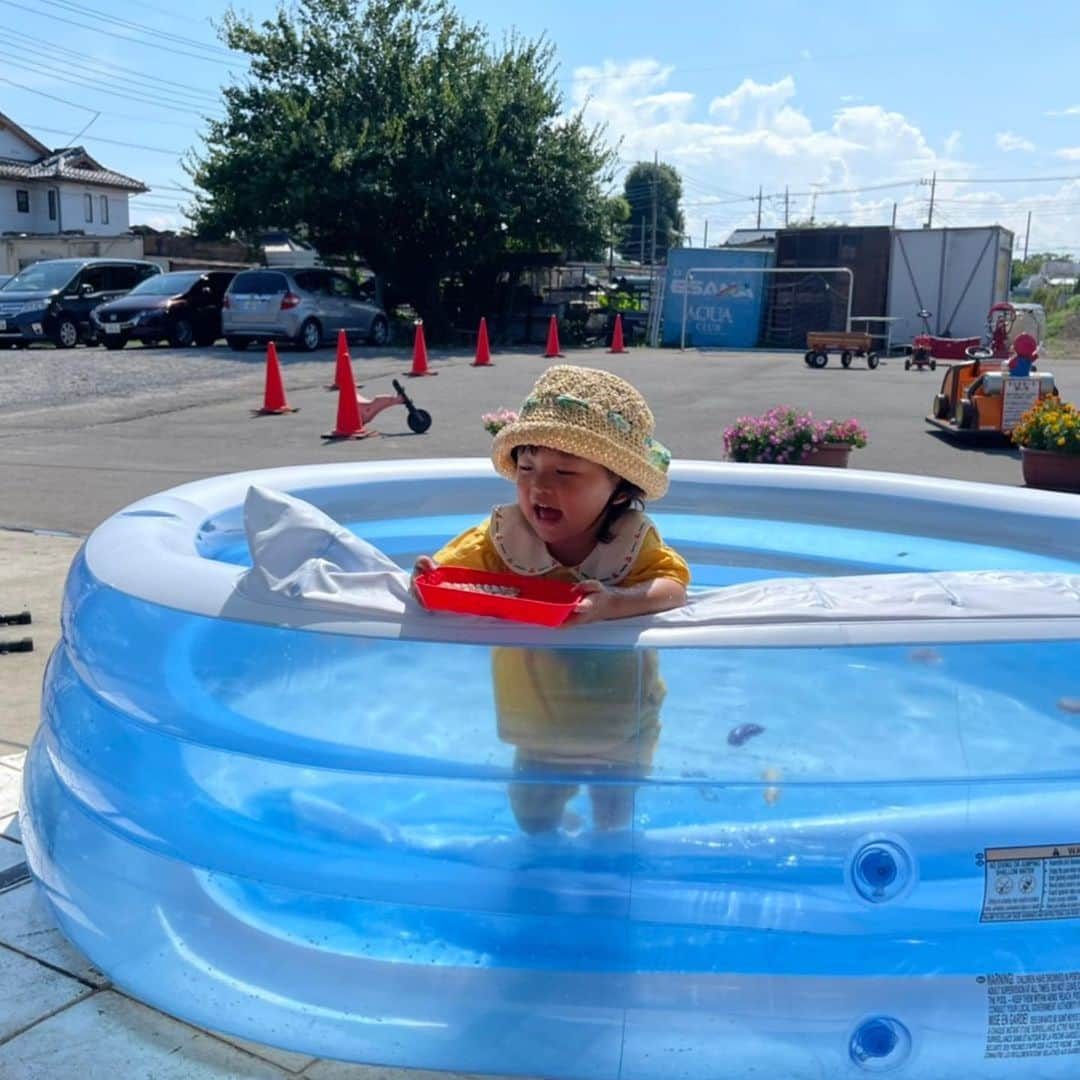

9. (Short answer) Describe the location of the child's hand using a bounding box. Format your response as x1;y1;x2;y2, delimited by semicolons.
410;556;437;607
566;579;617;624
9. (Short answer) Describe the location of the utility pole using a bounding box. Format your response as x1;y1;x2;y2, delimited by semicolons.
703;219;709;248
1023;211;1032;261
925;171;937;228
649;149;658;266
756;185;763;229
891;202;897;228
784;185;789;227
809;189;818;225
639;214;646;264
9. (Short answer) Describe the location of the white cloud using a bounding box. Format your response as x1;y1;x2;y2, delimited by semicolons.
1047;105;1080;117
1055;147;1080;160
571;61;1080;255
996;131;1035;152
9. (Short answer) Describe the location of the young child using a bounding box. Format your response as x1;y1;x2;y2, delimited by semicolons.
412;365;689;833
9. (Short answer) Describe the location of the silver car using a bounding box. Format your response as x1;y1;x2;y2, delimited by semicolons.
222;267;389;352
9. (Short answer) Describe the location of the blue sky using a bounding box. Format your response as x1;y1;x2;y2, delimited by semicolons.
4;0;1080;254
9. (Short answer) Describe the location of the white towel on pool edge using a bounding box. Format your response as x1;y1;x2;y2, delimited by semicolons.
236;485;1080;627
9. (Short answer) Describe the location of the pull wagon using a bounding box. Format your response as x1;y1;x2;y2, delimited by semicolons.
804;330;878;369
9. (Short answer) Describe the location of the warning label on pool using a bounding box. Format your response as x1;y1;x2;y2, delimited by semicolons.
982;971;1080;1059
980;844;1080;923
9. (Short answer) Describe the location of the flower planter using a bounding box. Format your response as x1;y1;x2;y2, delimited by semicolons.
1020;447;1080;493
800;442;853;468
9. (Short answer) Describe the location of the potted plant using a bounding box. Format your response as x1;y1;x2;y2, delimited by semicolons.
481;408;519;436
723;407;868;467
1011;396;1080;493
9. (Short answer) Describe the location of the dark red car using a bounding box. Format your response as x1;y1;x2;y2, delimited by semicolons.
91;270;235;349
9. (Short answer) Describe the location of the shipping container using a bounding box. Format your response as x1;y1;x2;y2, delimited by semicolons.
761;227;891;349
887;226;1013;349
662;247;774;348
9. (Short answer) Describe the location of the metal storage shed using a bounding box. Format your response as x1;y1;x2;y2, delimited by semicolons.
887;226;1013;348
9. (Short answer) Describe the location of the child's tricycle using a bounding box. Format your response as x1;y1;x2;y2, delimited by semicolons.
804;331;879;369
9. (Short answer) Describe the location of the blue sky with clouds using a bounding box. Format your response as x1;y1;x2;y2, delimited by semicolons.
4;0;1080;253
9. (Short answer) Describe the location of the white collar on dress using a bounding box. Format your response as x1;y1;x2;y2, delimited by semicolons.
490;503;652;584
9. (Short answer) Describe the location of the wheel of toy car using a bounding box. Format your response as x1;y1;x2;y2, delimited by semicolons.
904;357;912;370
804;350;815;366
813;351;828;368
407;408;432;434
932;393;950;419
957;399;978;430
841;350;853;368
929;359;936;371
867;352;879;370
102;335;128;351
227;336;249;352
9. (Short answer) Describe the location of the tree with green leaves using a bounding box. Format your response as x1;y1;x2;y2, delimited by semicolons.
191;0;615;333
616;161;684;264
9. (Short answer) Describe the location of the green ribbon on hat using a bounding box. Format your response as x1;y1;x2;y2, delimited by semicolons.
645;436;671;472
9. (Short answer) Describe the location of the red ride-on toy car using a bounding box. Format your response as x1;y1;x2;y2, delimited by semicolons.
909;302;1019;372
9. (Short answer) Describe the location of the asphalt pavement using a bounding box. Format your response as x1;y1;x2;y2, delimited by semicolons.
3;340;1076;535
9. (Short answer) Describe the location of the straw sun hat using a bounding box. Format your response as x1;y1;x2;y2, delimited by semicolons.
491;365;672;500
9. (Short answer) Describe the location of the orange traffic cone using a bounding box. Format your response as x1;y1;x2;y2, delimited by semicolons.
608;313;627;354
323;341;376;440
327;329;351;390
253;342;298;415
472;317;493;367
543;315;564;359
405;321;437;377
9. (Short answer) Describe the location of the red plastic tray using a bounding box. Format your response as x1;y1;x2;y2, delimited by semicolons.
414;567;579;626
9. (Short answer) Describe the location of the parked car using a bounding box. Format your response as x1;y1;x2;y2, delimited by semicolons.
0;258;161;349
222;267;389;352
91;270;235;349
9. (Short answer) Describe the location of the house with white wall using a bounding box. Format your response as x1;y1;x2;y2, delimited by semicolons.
0;111;149;274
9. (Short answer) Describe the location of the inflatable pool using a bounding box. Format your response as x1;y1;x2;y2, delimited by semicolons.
20;459;1080;1079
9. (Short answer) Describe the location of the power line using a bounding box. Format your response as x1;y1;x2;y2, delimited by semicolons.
0;53;222;118
0;71;212;128
36;0;235;58
25;124;185;156
0;0;239;67
6;26;223;102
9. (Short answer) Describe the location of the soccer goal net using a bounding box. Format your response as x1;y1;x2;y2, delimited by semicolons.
671;266;854;351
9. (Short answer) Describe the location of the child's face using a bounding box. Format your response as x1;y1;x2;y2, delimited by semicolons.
514;446;620;561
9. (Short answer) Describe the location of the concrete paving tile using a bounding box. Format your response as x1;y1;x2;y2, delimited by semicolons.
0;812;21;842
0;766;20;817
0;990;293;1078
0;836;22;873
0;751;26;771
0;941;93;1042
210;1031;317;1074
0;880;108;987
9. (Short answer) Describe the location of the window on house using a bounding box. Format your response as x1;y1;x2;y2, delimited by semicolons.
16;189;29;213
84;194;93;223
100;195;109;225
48;190;57;221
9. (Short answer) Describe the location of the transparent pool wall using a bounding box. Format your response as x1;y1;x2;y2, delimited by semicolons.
21;464;1080;1078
